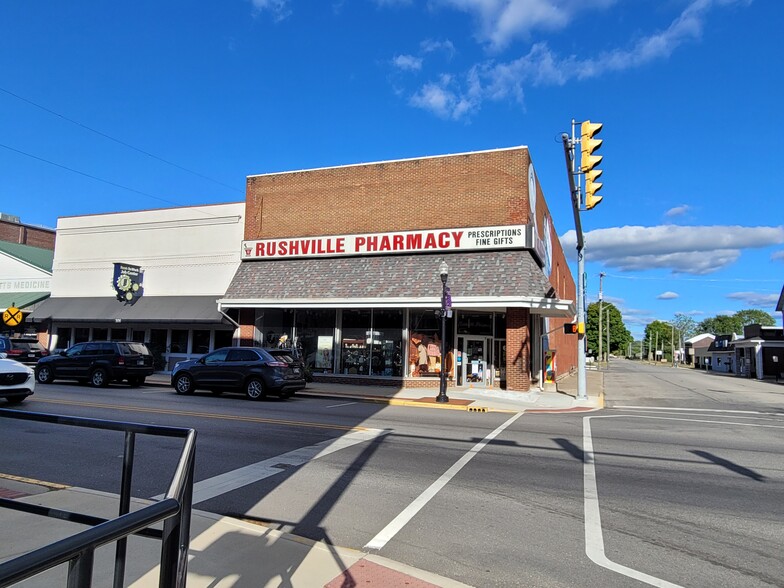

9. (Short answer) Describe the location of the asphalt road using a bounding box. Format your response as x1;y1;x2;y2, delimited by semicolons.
2;361;783;587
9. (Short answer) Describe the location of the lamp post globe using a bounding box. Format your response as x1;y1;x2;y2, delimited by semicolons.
436;260;449;403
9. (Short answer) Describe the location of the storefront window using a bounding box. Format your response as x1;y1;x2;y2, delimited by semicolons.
457;312;493;336
110;328;127;341
341;310;371;375
55;328;72;351
370;309;403;376
74;328;90;344
93;328;108;341
192;330;210;355
170;329;188;353
494;313;506;338
295;309;336;373
259;309;295;348
214;329;233;349
131;330;145;343
409;310;451;378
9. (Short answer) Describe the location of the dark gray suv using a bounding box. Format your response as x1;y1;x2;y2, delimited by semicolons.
35;341;154;387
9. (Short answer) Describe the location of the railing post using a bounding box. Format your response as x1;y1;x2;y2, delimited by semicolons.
113;431;135;588
66;550;94;588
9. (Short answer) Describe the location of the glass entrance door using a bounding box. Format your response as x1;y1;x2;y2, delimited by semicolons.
463;337;490;388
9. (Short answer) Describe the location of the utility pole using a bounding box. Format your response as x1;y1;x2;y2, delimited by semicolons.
655;332;659;363
562;126;586;400
598;272;605;366
606;308;610;361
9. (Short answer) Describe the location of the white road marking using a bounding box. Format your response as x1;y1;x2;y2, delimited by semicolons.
614;405;784;416
325;402;357;409
583;416;684;588
364;411;524;551
155;427;389;504
583;413;784;586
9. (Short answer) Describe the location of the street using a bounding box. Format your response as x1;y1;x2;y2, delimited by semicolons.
2;361;783;587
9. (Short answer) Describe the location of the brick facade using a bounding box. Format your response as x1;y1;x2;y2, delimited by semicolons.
0;219;55;250
242;148;577;391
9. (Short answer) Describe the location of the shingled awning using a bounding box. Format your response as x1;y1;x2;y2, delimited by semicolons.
218;251;573;317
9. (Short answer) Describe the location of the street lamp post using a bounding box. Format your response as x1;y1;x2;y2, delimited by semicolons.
436;260;450;403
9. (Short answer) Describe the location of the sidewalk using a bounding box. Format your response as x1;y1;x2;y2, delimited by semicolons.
149;368;604;413
0;371;603;587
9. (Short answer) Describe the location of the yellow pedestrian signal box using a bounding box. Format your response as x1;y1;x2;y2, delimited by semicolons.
563;323;578;335
581;120;603;209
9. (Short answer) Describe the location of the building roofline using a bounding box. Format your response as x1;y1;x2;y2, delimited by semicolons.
246;146;530;179
57;200;245;221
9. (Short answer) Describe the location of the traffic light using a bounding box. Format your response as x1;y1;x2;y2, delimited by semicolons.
580;120;603;209
563;323;578;335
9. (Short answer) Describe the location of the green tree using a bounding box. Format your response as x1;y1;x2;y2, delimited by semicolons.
697;314;743;335
586;302;633;358
671;313;697;340
644;320;680;362
735;309;775;327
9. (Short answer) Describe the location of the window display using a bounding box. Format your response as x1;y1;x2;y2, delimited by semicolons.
341;310;371;374
409;310;452;378
296;309;336;373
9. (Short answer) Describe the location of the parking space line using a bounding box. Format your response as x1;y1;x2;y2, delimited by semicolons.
364;412;523;551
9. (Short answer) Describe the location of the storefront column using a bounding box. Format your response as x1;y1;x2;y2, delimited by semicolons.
506;307;531;392
238;308;256;346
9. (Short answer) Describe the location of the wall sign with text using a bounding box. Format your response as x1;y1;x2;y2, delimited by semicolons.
241;225;534;261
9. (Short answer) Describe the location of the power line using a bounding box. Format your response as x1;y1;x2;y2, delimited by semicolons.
0;142;223;216
0;85;243;194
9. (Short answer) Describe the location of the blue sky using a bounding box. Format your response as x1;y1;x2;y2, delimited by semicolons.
1;0;781;336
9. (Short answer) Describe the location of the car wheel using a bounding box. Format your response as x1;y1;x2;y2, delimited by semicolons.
36;365;54;384
128;377;145;387
174;373;195;395
90;368;109;387
245;377;265;400
5;395;27;405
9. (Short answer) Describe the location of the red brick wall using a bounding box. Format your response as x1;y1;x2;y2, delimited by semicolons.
245;149;532;239
506;308;531;392
0;220;55;250
244;149;578;389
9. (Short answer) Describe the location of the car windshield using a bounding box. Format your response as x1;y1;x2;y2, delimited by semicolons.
11;341;43;351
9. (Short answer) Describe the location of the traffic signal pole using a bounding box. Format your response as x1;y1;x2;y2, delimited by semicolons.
562;129;587;401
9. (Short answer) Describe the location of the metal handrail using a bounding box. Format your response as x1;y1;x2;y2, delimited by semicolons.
0;409;196;588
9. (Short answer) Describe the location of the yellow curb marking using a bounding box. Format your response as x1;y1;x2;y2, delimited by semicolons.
0;472;69;490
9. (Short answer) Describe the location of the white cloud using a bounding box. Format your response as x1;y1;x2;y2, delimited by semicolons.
772;250;784;262
665;205;690;218
726;292;780;308
251;0;291;20
392;54;423;71
560;225;784;275
409;75;479;119
657;291;679;300
685;310;705;316
421;39;456;58
407;0;751;119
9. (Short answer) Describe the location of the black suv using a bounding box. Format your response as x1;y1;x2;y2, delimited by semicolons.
0;336;49;365
35;341;154;387
171;347;306;400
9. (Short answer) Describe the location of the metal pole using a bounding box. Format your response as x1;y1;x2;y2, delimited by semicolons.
606;308;610;362
598;273;605;366
436;262;449;403
563;129;586;400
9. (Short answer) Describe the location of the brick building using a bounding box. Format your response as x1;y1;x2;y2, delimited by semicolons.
219;147;577;393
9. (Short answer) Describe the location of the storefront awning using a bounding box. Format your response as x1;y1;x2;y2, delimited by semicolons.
28;296;228;324
0;292;49;312
219;251;574;317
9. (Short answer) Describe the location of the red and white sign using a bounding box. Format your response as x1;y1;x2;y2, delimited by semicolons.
241;225;530;260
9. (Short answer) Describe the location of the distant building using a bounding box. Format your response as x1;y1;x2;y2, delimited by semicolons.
733;324;784;380
0;213;55;250
685;333;714;368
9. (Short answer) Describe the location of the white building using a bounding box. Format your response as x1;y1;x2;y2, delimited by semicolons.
30;203;245;370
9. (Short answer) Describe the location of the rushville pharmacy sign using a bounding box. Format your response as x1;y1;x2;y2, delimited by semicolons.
242;224;541;263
